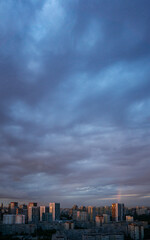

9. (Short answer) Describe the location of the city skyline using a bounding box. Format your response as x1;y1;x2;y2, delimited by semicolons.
0;199;150;209
1;200;148;239
0;0;150;207
1;200;150;209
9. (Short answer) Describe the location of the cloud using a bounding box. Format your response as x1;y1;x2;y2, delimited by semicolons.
0;0;150;207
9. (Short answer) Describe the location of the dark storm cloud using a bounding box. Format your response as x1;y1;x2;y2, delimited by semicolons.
0;0;150;206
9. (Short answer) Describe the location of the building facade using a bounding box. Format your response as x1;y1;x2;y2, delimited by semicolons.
112;203;124;222
49;203;60;221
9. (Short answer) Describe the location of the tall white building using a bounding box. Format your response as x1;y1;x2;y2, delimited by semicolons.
28;203;37;223
49;203;60;221
112;203;124;222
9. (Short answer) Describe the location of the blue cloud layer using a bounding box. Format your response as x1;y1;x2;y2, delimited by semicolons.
0;0;150;207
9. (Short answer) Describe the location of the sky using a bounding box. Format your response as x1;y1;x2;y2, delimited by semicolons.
0;0;150;207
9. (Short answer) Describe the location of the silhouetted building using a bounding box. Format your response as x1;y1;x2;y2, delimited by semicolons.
9;202;18;214
88;206;96;222
72;205;78;210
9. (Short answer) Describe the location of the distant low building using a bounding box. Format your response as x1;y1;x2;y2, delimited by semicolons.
3;215;16;224
95;215;104;227
77;211;88;221
82;233;124;240
0;223;37;235
136;207;148;216
52;231;66;240
3;214;25;224
15;215;25;224
126;216;134;222
103;214;110;223
64;221;74;230
128;223;144;240
72;210;77;220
